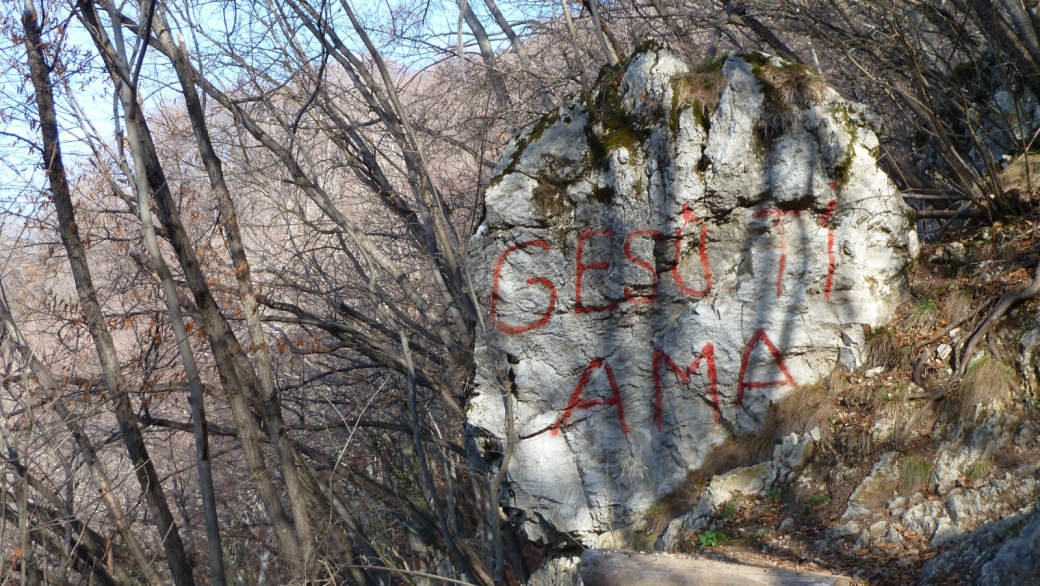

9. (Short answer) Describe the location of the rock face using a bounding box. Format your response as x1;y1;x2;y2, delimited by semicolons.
921;506;1040;586
465;43;919;545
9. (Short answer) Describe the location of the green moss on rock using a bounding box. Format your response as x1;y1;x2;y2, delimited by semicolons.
531;179;573;218
583;56;654;169
633;38;666;56
831;104;861;190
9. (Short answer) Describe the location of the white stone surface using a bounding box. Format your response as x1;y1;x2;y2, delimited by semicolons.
840;452;900;523
466;46;917;545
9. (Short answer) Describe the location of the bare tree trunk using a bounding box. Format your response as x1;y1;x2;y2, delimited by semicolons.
151;12;316;571
722;1;804;64
584;0;621;64
21;3;195;584
97;9;227;584
457;0;512;108
560;0;591;89
481;0;528;60
76;0;310;576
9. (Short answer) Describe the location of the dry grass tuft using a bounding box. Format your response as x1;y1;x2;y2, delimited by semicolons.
865;326;901;371
941;288;976;325
964;458;994;483
868;383;909;422
670;59;727;131
999;153;1040;195
756;62;827;139
651;366;843;536
649;428;780;534
699;436;773;479
770;66;826;111
826;368;851;396
836;427;874;459
672;69;726;109
841;373;875;406
958;355;1017;419
647;469;712;535
642;503;673;536
899;454;933;495
905;294;940;333
758;381;836;447
936;390;962;427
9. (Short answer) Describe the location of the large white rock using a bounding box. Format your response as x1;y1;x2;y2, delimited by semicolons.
466;44;918;545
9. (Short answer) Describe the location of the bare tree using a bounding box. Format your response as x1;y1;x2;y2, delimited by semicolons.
8;0;1040;584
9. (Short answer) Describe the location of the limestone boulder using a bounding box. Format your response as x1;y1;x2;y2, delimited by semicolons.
466;43;918;545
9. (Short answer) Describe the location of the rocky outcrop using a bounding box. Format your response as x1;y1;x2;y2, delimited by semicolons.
526;556;583;586
466;43;918;545
913;413;1040;582
660;430;816;549
921;506;1040;585
830;421;1039;551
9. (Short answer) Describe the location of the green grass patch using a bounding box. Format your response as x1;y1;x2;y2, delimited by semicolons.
718;502;736;521
964;458;994;483
697;530;728;548
802;493;830;514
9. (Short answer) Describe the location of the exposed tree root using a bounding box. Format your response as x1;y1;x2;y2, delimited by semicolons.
911;296;995;353
956;262;1040;377
899;259;1040;440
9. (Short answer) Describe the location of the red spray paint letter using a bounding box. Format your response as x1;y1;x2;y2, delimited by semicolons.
576;230;619;313
753;208;801;298
652;344;720;429
672;204;713;298
624;230;664;304
552;358;630;435
816;200;837;300
737;328;796;407
491;240;557;334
